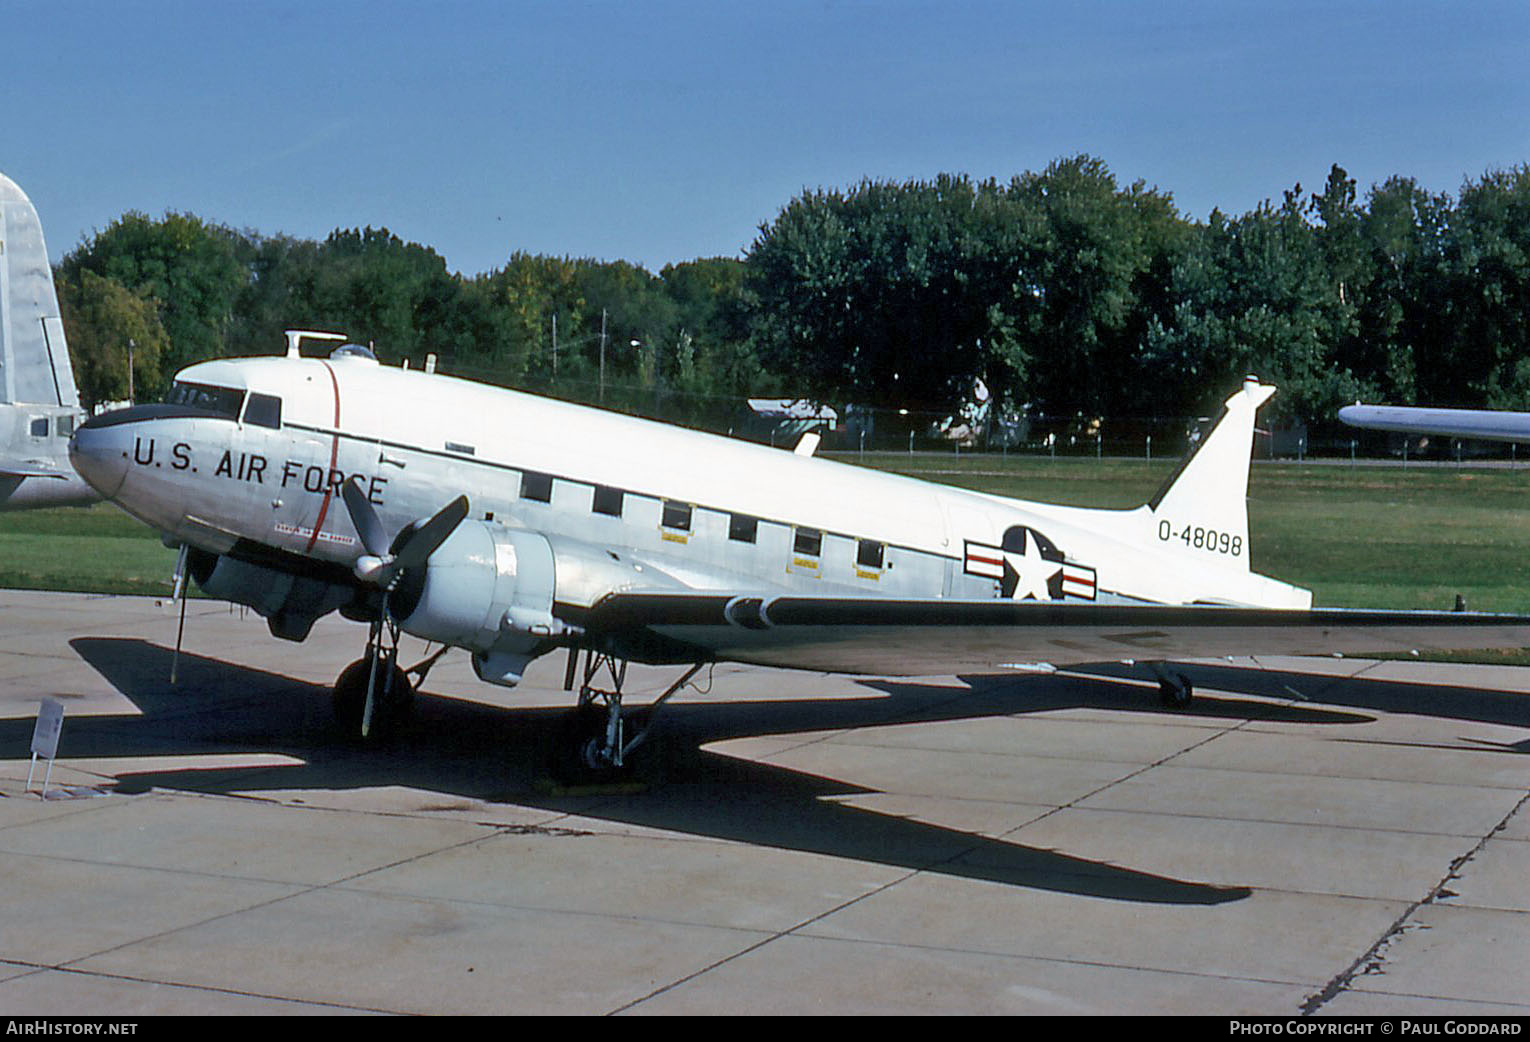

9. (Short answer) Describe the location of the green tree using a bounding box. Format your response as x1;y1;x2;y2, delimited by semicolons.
1437;167;1530;407
57;270;168;409
57;212;244;396
288;227;462;363
746;173;1044;415
1142;188;1366;423
1005;156;1187;417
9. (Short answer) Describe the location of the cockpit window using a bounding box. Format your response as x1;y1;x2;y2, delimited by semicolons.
244;392;282;429
165;381;246;420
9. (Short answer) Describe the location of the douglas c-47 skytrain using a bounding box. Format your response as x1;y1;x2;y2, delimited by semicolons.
67;331;1530;778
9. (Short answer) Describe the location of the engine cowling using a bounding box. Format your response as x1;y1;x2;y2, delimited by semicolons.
390;521;673;688
187;548;354;641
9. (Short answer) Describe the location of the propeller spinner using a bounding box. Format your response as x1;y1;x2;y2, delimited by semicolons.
342;478;468;589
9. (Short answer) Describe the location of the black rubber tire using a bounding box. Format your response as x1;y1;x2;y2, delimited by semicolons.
333;658;414;740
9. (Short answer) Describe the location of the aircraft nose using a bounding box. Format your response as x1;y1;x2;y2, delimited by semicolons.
68;414;132;498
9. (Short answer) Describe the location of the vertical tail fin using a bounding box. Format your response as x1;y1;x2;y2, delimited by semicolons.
1;171;95;509
1147;377;1272;574
1;171;78;408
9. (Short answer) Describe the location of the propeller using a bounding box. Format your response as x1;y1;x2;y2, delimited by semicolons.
339;477;469;736
342;478;468;589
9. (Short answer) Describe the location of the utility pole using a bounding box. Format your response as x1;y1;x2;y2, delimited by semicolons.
127;338;135;403
552;313;558;380
599;308;607;404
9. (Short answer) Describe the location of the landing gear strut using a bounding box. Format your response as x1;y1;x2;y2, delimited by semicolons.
552;649;704;783
333;611;422;740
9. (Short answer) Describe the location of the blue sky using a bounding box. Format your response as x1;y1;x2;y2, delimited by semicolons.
8;1;1528;276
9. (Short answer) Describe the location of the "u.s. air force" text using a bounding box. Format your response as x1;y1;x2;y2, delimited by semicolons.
131;437;386;503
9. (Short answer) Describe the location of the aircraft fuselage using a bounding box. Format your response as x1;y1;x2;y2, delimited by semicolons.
69;345;1310;670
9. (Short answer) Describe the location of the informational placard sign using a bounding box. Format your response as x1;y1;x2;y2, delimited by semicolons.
27;698;64;796
32;698;63;758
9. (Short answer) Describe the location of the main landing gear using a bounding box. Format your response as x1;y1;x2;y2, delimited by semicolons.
332;611;449;741
552;649;704;784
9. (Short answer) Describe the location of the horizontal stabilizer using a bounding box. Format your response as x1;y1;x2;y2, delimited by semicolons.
0;457;68;479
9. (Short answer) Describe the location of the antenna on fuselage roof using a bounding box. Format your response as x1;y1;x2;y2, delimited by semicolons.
283;330;348;358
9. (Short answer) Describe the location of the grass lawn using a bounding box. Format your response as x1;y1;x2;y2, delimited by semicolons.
3;456;1528;613
0;503;181;596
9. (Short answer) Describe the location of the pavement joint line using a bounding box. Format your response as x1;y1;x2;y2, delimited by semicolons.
611;677;1304;1013
997;695;1273;839
34;812;537;982
7;782;808;935
607;656;1530;1007
1299;784;1530;1016
756;931;1312;991
608;865;925;1015
1;959;397;1014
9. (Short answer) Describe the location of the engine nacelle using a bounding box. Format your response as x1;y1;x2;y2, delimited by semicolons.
393;521;561;643
187;548;354;641
390;521;679;688
393;522;572;688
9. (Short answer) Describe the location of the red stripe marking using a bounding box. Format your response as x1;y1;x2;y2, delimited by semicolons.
305;361;342;553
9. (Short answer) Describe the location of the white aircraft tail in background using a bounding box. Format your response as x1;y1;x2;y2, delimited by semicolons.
0;170;94;509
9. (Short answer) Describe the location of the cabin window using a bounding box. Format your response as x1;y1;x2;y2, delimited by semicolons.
520;471;553;503
56;415;74;438
244;393;282;429
661;499;692;531
794;527;823;557
166;381;245;420
592;485;624;517
857;539;885;570
29;417;47;437
729;513;758;543
445;440;475;456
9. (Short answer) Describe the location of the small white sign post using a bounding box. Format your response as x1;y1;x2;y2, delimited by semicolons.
26;698;64;798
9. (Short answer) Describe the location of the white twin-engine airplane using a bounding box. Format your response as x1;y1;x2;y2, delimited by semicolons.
67;332;1530;777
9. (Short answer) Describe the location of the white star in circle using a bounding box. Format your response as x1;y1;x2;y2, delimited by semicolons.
1003;530;1062;601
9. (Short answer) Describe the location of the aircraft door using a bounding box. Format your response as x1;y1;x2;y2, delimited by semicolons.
941;497;1001;598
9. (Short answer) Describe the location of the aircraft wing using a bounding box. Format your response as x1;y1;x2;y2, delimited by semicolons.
1339;404;1530;444
577;592;1530;675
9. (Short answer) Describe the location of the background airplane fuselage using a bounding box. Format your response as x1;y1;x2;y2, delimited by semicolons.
0;403;94;507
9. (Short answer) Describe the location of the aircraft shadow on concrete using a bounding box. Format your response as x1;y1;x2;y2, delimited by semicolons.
1068;660;1530;753
15;637;1525;903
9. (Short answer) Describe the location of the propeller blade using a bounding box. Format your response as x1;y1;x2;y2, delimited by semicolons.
393;494;469;571
342;477;391;558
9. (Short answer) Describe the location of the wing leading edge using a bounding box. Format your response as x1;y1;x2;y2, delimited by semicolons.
575;591;1530;675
